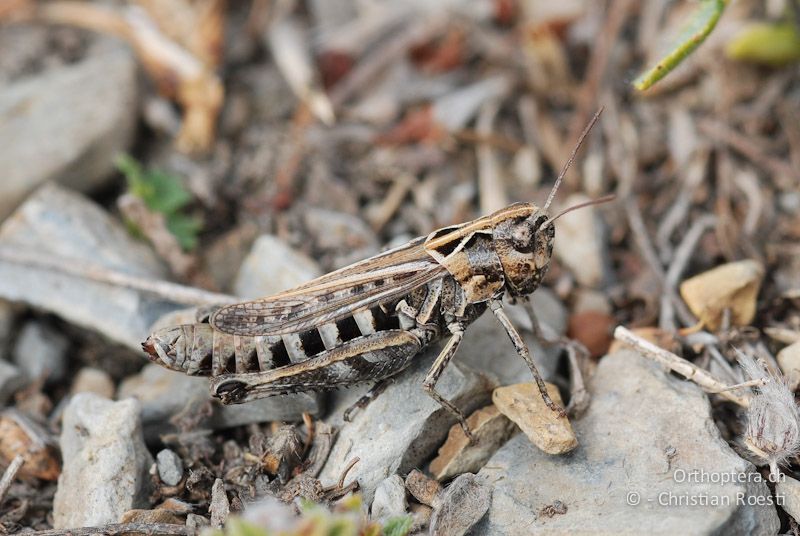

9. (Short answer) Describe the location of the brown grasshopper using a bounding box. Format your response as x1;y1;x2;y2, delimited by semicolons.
143;110;608;440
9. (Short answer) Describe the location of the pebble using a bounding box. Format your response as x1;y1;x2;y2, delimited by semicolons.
70;367;115;399
492;382;577;455
233;234;321;299
156;449;184;487
0;409;60;481
371;475;408;524
679;260;764;331
119;364;323;441
0;184;174;351
0;37;137;221
475;351;780;534
552;193;610;288
318;353;493;504
566;310;614;358
429;474;492;536
405;469;442;506
209;478;230;528
777;341;800;391
53;393;153;528
12;321;69;384
0;360;25;406
776;475;800;523
429;405;516;481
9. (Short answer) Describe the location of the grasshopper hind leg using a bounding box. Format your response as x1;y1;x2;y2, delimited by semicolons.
342;377;394;422
422;323;476;443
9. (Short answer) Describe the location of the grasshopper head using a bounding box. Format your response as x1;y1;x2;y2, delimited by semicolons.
142;325;213;375
492;206;554;297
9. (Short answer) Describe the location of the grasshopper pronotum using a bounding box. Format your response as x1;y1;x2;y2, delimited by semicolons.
143;110;608;440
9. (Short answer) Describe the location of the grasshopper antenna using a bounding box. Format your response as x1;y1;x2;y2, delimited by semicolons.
543;107;604;212
540;194;616;228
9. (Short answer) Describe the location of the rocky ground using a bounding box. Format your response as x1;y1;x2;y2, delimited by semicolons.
0;1;799;535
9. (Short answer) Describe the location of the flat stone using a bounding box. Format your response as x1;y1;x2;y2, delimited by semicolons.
0;37;137;220
118;364;323;441
0;360;25;406
429;405;516;481
475;351;780;535
318;353;493;504
53;393;153;528
233;234;321;299
777;341;800;391
552;193;610;288
0;184;177;351
156;449;184;487
371;475;408;524
679;260;764;331
492;382;577;455
429;473;491;536
12;321;69;384
456;289;566;385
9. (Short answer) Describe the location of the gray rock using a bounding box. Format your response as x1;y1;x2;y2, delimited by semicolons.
318;352;493;504
12;321;69;384
552;193;610;289
118;364;323;441
0;37;137;220
53;393;153;528
233;234;321;299
0;360;25;405
0;184;177;351
430;474;491;536
777;475;800;523
475;351;780;535
156;449;184;487
371;475;408;524
457;289;566;385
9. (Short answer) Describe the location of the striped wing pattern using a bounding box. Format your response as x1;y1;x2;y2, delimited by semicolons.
210;237;446;336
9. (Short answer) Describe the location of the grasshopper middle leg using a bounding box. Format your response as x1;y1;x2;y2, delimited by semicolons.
489;299;565;416
422;323;476;443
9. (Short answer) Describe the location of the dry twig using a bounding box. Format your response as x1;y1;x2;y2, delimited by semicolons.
614;326;751;407
0;455;24;506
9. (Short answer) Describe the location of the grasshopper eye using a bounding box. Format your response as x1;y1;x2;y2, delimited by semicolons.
214;379;248;403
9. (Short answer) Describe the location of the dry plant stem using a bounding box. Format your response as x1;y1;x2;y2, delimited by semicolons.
329;14;448;107
698;119;799;182
614;326;750;407
0;455;24;506
367;174;415;233
710;378;768;393
623;197;696;330
476;101;508;214
27;524;188;536
0;246;235;306
568;0;635;160
32;1;222;153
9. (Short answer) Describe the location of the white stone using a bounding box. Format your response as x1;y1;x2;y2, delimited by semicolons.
53;393;153;528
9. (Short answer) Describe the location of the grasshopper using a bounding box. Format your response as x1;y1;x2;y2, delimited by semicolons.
143;110;607;440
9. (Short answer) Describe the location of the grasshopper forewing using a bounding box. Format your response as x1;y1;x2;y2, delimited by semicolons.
143;109;606;440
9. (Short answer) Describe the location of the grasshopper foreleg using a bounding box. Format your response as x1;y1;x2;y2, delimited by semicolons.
489;300;566;417
422;323;476;443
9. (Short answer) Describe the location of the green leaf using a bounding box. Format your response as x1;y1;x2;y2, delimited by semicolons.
116;153;201;251
166;212;202;251
382;516;413;536
633;0;727;91
726;22;800;66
